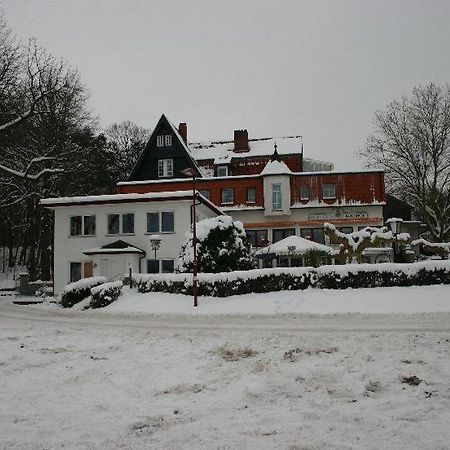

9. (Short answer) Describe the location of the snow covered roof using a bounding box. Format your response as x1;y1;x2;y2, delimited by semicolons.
41;190;223;215
83;240;145;255
255;235;334;257
189;136;302;161
260;159;292;176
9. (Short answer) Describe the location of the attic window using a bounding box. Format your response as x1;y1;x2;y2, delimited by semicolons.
322;184;336;200
157;135;172;147
300;185;309;200
217;165;228;177
158;159;173;177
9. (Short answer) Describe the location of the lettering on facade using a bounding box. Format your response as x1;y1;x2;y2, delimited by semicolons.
309;210;368;221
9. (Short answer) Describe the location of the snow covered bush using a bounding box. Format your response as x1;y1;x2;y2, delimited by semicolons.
177;215;256;273
134;260;450;297
411;238;450;260
90;280;123;309
60;276;107;308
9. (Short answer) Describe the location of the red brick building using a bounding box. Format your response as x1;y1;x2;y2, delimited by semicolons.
119;114;385;247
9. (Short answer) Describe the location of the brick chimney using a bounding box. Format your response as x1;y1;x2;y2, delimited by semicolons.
234;129;249;152
178;123;187;143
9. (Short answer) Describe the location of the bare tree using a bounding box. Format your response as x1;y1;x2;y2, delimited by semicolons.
104;120;149;182
360;83;450;242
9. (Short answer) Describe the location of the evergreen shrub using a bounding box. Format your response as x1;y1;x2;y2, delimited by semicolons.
90;280;123;308
60;276;107;308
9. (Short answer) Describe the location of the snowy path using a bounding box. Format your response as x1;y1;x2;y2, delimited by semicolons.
1;293;450;449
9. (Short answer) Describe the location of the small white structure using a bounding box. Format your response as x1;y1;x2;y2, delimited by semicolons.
255;235;334;267
41;191;221;295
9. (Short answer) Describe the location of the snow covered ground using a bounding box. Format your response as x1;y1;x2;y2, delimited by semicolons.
1;285;450;449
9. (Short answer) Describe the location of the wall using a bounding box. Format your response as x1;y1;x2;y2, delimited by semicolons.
52;199;216;294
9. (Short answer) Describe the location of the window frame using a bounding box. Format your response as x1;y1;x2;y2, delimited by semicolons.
147;259;160;274
246;187;256;204
272;183;282;211
300;184;309;201
69;262;82;282
156;135;164;147
217;165;229;177
221;187;234;205
164;135;172;146
158;158;174;178
322;183;336;200
146;211;175;233
272;228;295;243
107;213;135;235
69;215;96;237
161;259;175;273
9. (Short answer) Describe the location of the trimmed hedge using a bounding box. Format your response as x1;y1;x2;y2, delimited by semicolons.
90;281;123;309
133;261;450;298
60;276;107;308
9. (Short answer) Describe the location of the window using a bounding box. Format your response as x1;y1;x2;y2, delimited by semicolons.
273;228;295;243
272;184;282;210
322;184;336;199
247;187;256;204
217;165;228;177
300;185;309;200
157;135;172;147
199;189;210;200
107;213;134;234
221;188;234;204
161;259;175;273
246;229;268;247
301;228;325;244
147;212;174;233
161;212;174;232
158;159;173;178
147;259;159;273
69;262;82;282
70;215;96;236
147;213;159;233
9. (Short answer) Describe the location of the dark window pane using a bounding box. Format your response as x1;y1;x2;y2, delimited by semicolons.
161;212;174;232
300;185;309;200
70;216;82;236
256;230;269;246
312;228;325;244
273;228;295;243
247;187;256;203
161;259;174;273
246;230;257;246
147;259;159;273
300;228;312;240
70;262;82;282
221;188;234;204
108;214;120;234
122;214;134;234
84;216;96;235
147;213;159;233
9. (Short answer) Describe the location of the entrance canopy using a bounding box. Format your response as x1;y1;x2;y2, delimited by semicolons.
83;240;145;256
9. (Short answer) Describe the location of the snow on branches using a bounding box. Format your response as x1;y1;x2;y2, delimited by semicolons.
323;222;410;263
177;215;256;273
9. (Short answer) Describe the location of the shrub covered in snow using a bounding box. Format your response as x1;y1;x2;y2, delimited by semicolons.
134;260;450;297
60;276;107;308
90;280;123;309
177;215;256;273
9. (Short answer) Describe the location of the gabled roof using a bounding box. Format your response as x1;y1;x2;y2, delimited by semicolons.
83;240;145;255
129;114;204;179
255;235;334;257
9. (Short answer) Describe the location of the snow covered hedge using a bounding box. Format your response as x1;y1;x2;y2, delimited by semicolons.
133;260;450;297
90;280;123;309
60;276;107;308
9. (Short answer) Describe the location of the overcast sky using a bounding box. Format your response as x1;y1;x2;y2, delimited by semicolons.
2;0;450;170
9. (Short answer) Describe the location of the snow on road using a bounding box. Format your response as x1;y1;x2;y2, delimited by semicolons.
1;285;450;449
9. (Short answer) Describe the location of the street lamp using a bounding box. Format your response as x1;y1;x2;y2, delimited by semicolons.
149;234;162;260
181;166;199;307
386;218;403;262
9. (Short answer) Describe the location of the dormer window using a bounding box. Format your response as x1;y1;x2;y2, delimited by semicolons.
322;184;336;200
217;165;228;177
300;185;309;200
158;159;173;177
157;135;172;147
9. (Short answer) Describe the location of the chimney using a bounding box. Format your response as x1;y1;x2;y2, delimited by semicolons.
178;122;188;143
234;129;249;152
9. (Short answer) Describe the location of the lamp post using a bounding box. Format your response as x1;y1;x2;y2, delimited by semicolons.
181;167;199;307
387;218;403;262
149;234;162;270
